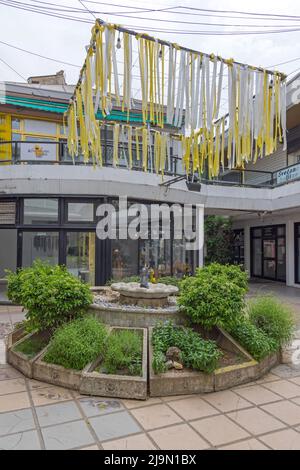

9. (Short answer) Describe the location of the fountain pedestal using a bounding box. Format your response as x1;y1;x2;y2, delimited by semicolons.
111;282;178;308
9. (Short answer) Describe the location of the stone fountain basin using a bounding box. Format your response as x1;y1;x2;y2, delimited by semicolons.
111;282;178;298
111;282;178;308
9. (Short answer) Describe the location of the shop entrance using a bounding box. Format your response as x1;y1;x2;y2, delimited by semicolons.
251;225;286;282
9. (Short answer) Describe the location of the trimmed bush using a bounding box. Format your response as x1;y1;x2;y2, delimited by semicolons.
6;261;93;332
102;330;143;376
248;296;294;347
229;319;277;361
152;321;222;374
178;263;248;331
44;317;108;370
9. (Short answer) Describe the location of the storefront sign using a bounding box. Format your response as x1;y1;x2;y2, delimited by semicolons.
20;141;56;161
277;164;300;184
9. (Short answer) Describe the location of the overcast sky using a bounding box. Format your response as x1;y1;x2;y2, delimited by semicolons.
1;0;300;85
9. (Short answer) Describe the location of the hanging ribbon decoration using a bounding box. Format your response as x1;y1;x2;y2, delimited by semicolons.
66;20;287;179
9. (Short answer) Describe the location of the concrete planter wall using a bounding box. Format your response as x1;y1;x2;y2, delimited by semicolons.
7;331;49;378
89;303;185;328
80;327;148;400
33;350;82;390
149;327;280;397
6;325;27;350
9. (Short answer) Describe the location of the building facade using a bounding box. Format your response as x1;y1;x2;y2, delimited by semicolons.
1;73;300;287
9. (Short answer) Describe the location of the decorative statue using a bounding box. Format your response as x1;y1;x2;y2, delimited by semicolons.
140;265;149;288
149;268;156;284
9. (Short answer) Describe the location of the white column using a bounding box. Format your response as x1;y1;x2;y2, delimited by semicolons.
197;204;204;267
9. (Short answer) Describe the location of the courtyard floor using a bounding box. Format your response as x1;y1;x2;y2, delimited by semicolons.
1;281;300;450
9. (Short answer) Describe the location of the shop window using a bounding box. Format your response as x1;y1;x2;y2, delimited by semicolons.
112;239;139;279
66;232;95;284
23;199;59;225
22;231;59;267
67;202;94;223
23;119;57;135
0;229;17;277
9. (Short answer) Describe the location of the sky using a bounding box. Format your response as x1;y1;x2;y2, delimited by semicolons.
1;0;300;87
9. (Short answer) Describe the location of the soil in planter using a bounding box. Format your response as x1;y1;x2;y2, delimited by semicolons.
14;332;50;359
96;329;143;377
217;348;247;368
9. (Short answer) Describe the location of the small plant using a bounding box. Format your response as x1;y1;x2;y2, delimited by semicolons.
152;321;222;374
229;319;277;361
6;261;93;332
102;329;143;376
248;296;294;348
14;335;49;359
178;263;248;331
44;317;108;370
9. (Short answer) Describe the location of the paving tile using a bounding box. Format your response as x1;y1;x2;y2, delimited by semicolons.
0;391;30;413
103;433;156;450
149;423;210;450
0;367;22;381
122;397;162;409
234;384;282;405
0;378;26;395
168;396;219;421
27;379;49;391
161;394;194;402
0;408;35;437
261;400;300;426
203;390;252;413
30;385;73;406
255;373;281;384
0;339;6;364
131;404;182;431
292;397;300;406
227;407;285;435
79;397;123;417
263;380;300;399
260;429;300;450
42;420;94;450
190;415;249;447
36;401;81;427
90;411;141;442
0;430;40;450
219;439;269;450
272;364;300;379
79;445;99;450
290;376;300;386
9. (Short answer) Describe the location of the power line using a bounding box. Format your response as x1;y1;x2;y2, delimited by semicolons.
0;56;26;80
3;0;300;34
78;0;96;20
0;39;82;67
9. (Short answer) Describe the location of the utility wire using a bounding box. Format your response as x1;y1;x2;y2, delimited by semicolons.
0;56;26;80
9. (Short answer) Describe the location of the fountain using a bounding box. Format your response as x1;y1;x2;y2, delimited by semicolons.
110;281;178;308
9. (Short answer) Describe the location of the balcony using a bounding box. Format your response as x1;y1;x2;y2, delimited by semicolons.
0;140;299;190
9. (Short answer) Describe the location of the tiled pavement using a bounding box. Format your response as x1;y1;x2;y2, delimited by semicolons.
1;303;300;450
1;362;300;449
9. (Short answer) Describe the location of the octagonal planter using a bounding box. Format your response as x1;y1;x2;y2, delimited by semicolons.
7;330;50;378
80;327;148;400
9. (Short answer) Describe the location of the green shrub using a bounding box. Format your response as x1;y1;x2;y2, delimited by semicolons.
248;296;294;347
44;317;108;370
6;261;93;332
229;319;277;361
102;330;143;376
178;263;248;330
205;216;234;264
152;321;222;374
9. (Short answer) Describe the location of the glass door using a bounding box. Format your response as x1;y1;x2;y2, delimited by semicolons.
251;225;286;282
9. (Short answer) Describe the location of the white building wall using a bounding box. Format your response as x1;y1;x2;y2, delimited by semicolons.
233;212;300;288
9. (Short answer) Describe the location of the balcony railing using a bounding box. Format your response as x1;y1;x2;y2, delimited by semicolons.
0;140;298;189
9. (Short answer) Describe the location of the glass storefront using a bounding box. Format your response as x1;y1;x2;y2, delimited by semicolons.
0;197;197;284
251;225;286;282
